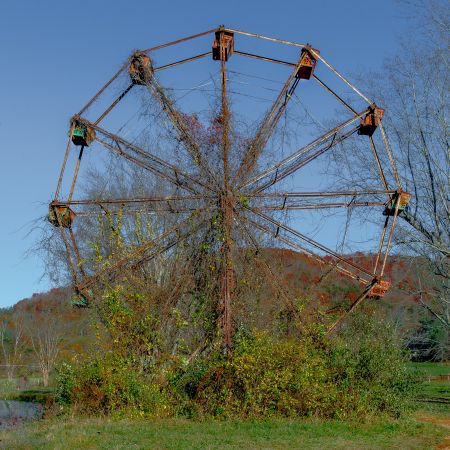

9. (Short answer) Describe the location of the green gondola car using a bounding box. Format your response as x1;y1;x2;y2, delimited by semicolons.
71;289;91;308
71;295;88;308
70;120;96;146
383;192;412;216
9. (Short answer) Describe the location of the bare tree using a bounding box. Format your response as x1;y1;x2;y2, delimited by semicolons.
26;312;61;387
0;315;25;381
331;0;449;332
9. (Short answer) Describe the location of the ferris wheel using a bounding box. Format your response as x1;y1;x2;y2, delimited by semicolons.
48;26;410;350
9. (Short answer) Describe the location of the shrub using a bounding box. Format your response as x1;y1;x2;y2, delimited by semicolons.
55;362;75;406
57;353;175;417
58;353;140;413
193;331;333;418
178;315;416;419
327;313;417;418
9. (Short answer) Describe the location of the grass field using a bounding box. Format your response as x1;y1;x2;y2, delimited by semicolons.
409;361;450;417
0;362;447;449
0;416;446;450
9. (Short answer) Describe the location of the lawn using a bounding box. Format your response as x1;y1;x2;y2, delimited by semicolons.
408;361;450;378
0;416;446;450
409;361;450;416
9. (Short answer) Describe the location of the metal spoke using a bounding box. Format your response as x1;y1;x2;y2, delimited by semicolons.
58;194;215;216
327;280;376;334
73;206;212;217
80;118;215;194
239;108;369;191
219;55;234;353
246;207;376;279
95;136;197;194
247;189;396;199
236;213;300;320
253;202;385;211
239;212;371;285
253;127;359;193
59;194;209;206
139;60;218;185
232;53;306;185
246;189;394;211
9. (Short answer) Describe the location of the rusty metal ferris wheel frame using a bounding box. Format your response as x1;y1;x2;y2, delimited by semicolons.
49;25;411;350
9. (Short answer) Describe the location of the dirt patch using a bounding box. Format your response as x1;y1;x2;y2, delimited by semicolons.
436;437;450;450
417;415;450;428
416;415;450;450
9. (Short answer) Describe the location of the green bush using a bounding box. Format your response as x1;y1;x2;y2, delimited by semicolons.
55;362;75;406
185;319;415;419
192;331;332;418
327;314;417;418
57;353;175;417
71;353;142;414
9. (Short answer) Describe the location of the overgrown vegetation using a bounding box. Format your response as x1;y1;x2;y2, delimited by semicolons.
55;311;416;420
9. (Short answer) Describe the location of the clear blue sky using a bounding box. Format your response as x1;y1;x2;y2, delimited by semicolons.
0;0;409;307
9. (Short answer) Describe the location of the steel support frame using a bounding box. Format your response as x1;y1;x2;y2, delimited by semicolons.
246;189;393;211
82;118;215;193
219;56;235;352
238;213;377;331
239;212;371;284
239;201;403;329
139;59;218;186
236;213;301;321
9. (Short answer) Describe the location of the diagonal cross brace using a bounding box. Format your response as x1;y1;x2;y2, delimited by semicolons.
246;207;376;279
240;213;372;285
